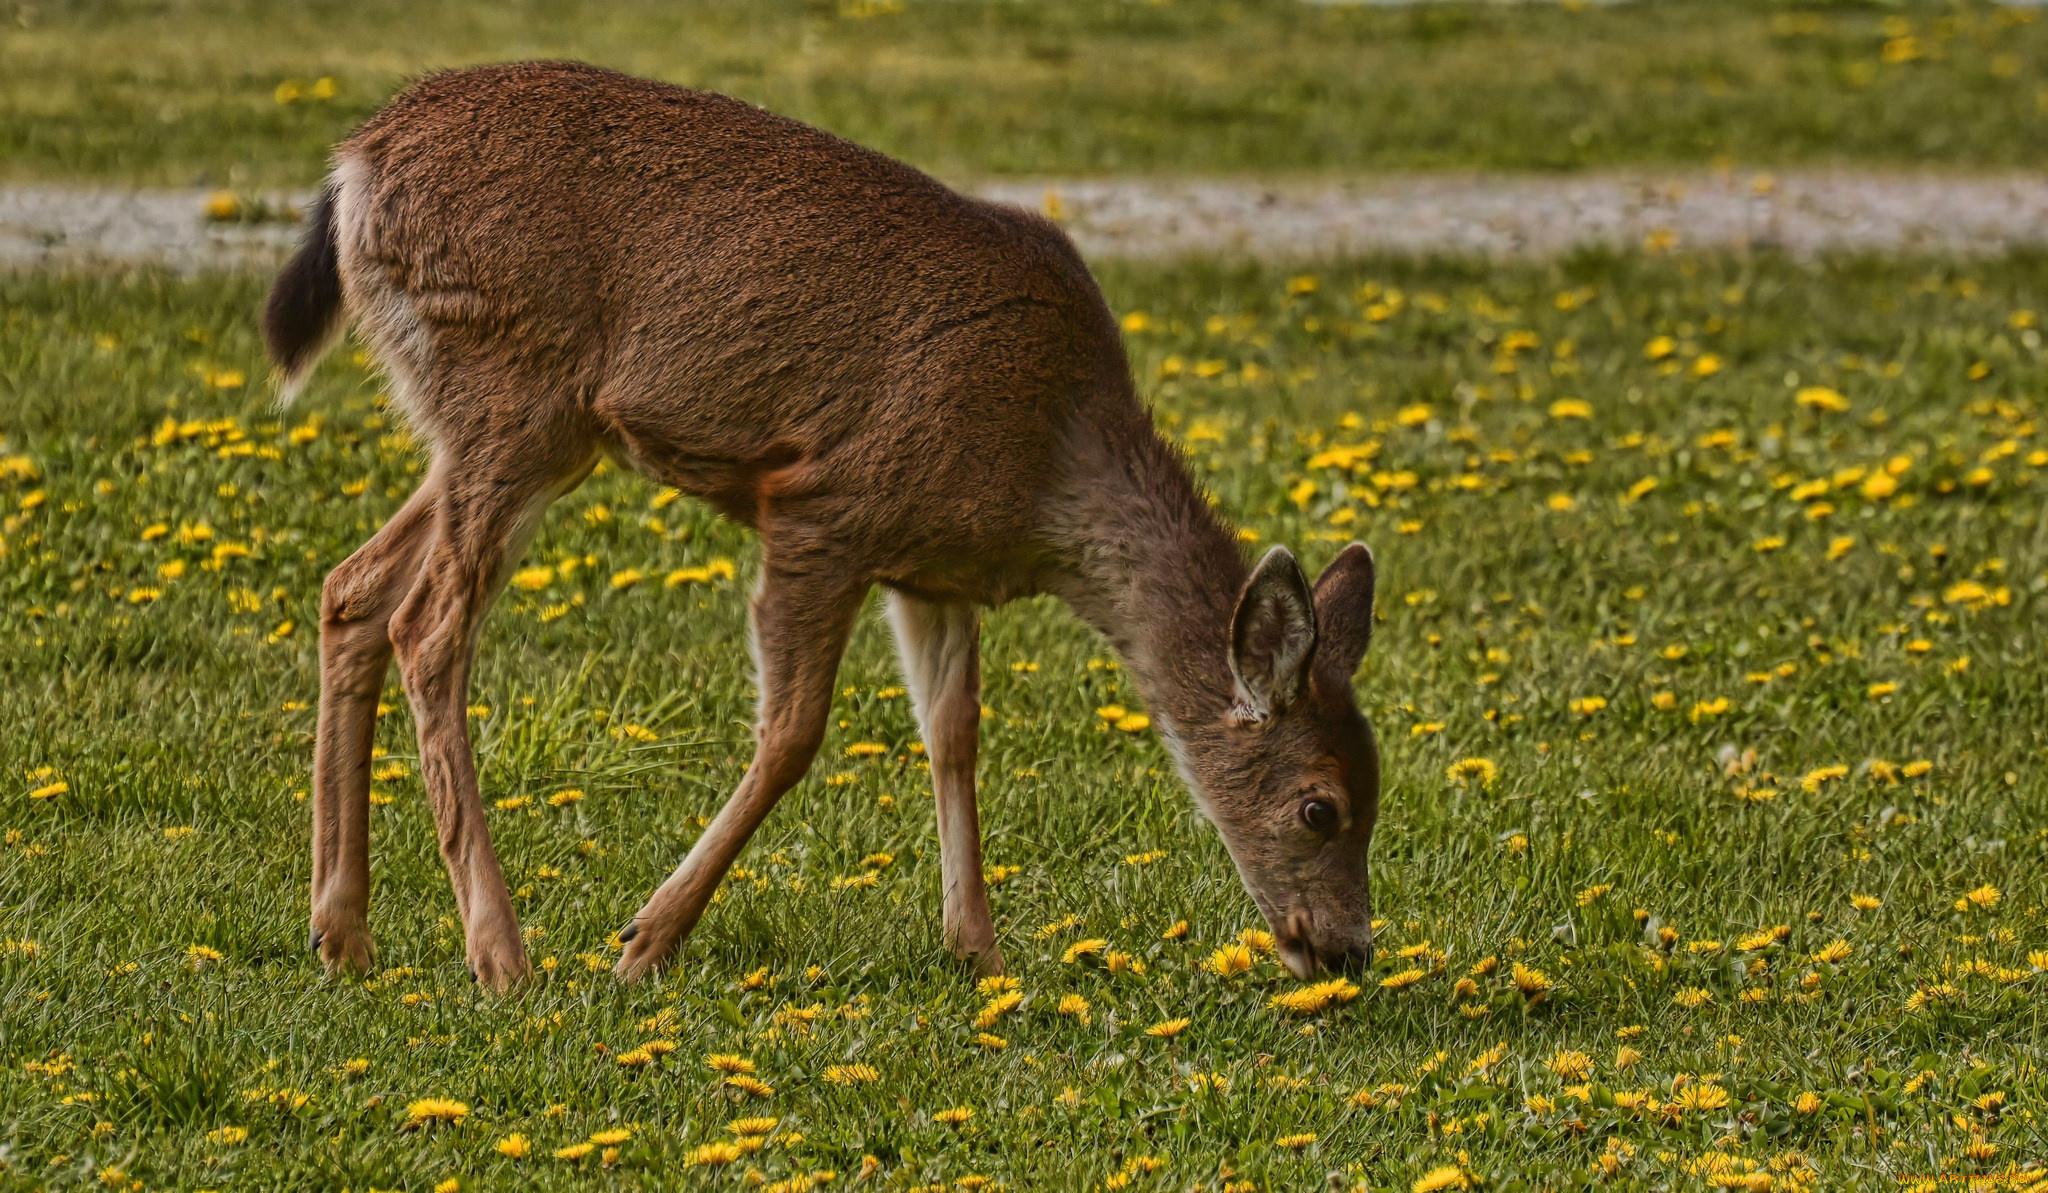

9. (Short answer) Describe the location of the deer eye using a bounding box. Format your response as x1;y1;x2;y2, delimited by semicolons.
1300;799;1339;835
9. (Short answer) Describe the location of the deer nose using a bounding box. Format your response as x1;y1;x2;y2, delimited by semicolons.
1329;941;1372;975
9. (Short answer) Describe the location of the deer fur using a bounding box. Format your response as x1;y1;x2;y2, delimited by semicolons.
265;61;1382;991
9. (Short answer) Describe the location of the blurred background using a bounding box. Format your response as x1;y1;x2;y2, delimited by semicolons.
4;0;2045;186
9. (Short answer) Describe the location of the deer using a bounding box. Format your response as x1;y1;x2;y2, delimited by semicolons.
263;61;1382;993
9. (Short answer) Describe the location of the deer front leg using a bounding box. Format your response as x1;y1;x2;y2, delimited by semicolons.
386;466;575;993
310;478;440;977
615;561;867;981
885;592;1001;976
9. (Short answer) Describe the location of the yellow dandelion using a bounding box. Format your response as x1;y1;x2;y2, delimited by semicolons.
1446;758;1497;788
1795;386;1850;412
1145;1017;1190;1038
1270;978;1363;1011
687;1142;742;1166
1412;1166;1472;1193
403;1098;469;1126
1377;968;1426;991
1062;938;1108;964
1799;765;1849;793
1511;962;1551;1000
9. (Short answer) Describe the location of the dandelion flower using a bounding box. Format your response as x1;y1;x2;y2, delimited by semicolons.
496;1134;531;1158
1547;1050;1593;1082
706;1054;754;1074
1812;939;1852;965
1673;986;1714;1008
1270;978;1362;1011
1965;884;2002;909
974;991;1023;1028
725;1075;774;1097
1057;993;1092;1023
1796;386;1850;413
403;1098;469;1127
1062;938;1107;964
1145;1017;1190;1038
1799;765;1849;793
823;1064;879;1085
933;1106;974;1125
1377;968;1426;991
1446;758;1498;788
687;1142;742;1166
1275;1132;1317;1149
1511;962;1551;1000
1204;944;1254;976
555;1142;595;1160
1412;1165;1472;1193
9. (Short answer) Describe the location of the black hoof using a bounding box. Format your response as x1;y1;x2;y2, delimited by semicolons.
617;921;639;943
309;928;324;953
467;964;478;983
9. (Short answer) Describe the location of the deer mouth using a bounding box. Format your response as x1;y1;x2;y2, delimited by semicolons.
1276;910;1317;979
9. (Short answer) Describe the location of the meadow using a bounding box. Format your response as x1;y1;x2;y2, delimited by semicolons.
4;0;2048;186
1;248;2045;1190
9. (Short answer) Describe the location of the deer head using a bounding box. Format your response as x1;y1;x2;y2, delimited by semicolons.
1189;542;1380;979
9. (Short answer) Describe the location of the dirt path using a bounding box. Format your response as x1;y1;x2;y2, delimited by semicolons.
8;172;2048;270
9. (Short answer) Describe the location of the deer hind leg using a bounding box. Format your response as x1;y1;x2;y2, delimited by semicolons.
388;441;591;992
309;476;442;976
615;555;868;981
885;591;1002;976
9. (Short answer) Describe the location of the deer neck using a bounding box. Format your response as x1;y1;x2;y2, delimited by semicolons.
1048;422;1247;743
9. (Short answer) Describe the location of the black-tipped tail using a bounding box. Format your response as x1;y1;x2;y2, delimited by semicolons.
261;183;343;399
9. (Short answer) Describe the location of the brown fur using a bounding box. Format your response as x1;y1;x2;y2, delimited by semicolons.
276;62;1382;990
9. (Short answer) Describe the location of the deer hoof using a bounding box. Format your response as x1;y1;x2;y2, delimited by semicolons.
617;921;639;943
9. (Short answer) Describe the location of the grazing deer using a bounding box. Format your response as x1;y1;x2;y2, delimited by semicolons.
265;62;1381;992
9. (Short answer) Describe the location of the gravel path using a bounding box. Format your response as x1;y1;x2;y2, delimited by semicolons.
8;172;2048;270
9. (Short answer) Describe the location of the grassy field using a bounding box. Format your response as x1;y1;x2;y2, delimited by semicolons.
1;250;2045;1190
5;0;2048;186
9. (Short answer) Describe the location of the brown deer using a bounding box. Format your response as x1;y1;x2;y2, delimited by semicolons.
265;62;1381;993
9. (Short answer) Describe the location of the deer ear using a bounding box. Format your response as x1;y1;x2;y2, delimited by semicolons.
1312;542;1377;679
1228;546;1318;725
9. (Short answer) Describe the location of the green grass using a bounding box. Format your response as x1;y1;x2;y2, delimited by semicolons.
2;251;2047;1190
6;0;2048;187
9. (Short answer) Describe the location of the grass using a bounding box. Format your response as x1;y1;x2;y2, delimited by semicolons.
1;249;2045;1189
5;0;2048;187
